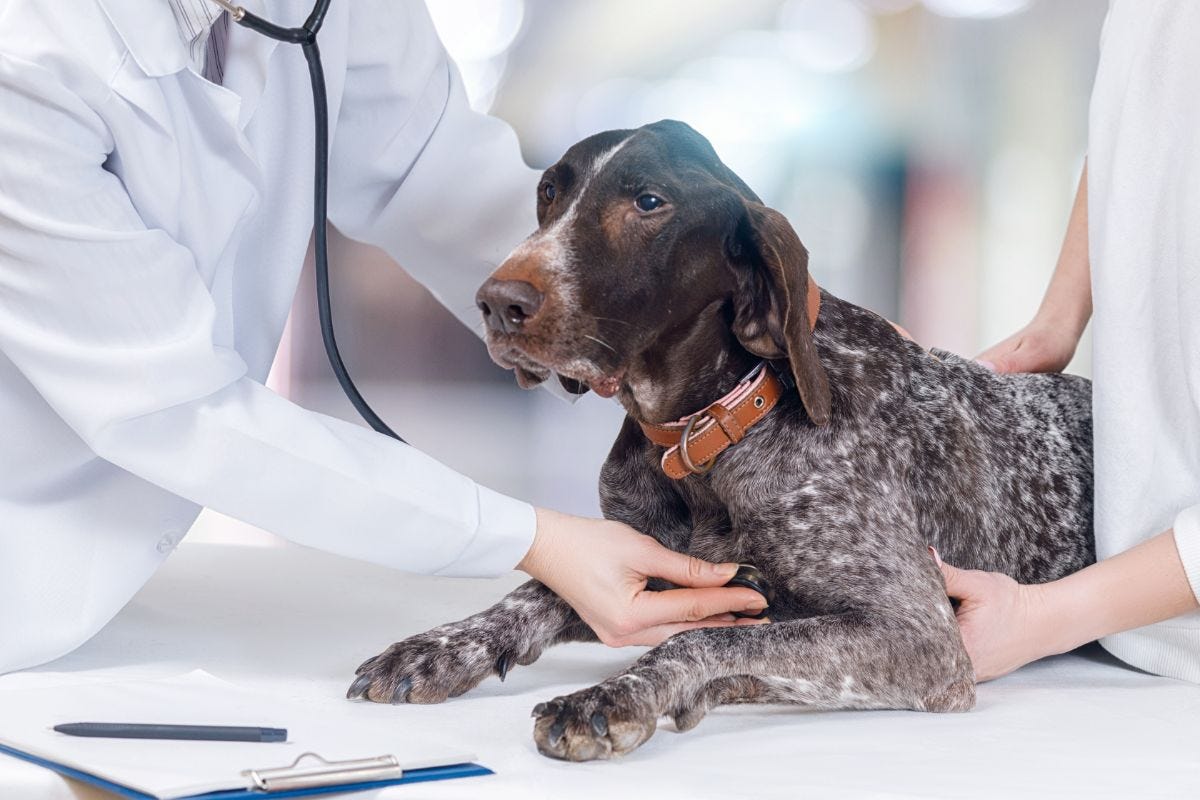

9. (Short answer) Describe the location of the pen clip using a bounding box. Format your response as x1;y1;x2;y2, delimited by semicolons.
244;751;402;792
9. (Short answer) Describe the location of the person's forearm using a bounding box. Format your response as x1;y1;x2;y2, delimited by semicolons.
1035;529;1199;655
1035;163;1092;338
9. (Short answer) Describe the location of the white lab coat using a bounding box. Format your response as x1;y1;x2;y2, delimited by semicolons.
0;0;540;673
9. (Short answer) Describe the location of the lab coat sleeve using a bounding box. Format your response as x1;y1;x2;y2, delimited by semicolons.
325;0;538;338
0;51;534;578
325;1;580;405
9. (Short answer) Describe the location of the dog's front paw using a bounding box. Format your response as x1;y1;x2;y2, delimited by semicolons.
347;627;510;705
532;679;658;761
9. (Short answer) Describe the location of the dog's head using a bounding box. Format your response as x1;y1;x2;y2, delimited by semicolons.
476;120;830;425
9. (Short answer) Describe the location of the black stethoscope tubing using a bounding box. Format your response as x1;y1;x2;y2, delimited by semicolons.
212;0;405;442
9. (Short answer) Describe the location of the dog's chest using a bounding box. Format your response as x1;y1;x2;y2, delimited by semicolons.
682;504;742;564
669;411;814;567
672;479;822;622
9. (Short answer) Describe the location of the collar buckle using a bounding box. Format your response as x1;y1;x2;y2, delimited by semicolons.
639;361;788;480
678;413;717;475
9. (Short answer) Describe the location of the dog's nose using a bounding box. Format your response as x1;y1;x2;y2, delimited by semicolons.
476;279;545;334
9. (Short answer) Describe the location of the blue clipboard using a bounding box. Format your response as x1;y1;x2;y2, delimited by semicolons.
0;741;492;799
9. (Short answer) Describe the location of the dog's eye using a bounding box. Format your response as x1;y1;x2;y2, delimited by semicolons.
635;193;664;212
540;182;557;203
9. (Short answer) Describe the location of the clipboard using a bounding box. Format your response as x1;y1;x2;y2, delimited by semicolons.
0;743;491;799
0;671;493;799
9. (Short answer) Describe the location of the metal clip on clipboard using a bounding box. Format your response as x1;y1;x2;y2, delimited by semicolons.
244;752;402;792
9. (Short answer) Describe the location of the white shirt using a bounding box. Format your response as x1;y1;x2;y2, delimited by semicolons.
1089;0;1200;681
0;0;539;673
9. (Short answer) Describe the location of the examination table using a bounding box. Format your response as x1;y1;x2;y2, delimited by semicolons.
3;529;1198;799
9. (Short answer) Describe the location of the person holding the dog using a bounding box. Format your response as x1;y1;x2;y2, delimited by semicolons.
938;0;1200;683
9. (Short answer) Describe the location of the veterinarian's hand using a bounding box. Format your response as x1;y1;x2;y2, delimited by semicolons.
932;549;1053;682
519;508;770;647
974;317;1081;374
977;165;1091;374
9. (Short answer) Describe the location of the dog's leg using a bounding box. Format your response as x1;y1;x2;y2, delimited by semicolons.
532;609;973;760
348;579;592;704
348;421;684;706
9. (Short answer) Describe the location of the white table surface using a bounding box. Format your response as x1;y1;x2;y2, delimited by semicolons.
3;539;1199;800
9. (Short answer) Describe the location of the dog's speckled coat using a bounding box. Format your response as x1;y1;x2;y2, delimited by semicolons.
348;121;1094;762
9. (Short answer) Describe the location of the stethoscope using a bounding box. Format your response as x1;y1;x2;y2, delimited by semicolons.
210;0;404;442
205;0;779;615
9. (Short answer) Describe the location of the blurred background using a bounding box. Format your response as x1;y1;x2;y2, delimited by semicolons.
196;0;1108;545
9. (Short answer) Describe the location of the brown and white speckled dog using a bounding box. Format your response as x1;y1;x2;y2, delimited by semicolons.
347;120;1095;761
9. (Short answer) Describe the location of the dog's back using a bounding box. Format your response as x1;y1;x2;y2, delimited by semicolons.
906;345;1094;583
792;294;1094;586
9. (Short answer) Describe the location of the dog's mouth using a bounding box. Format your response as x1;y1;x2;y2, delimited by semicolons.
486;338;626;397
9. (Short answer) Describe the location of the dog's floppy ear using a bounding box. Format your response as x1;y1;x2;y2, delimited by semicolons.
728;203;831;426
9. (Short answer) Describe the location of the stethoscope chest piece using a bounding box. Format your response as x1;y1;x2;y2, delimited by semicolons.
725;563;774;619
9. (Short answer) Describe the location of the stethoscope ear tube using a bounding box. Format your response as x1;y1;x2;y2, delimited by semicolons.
218;0;405;442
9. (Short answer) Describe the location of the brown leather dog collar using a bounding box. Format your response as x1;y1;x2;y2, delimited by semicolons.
639;279;820;479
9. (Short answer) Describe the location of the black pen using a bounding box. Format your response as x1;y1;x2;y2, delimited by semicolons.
53;722;287;742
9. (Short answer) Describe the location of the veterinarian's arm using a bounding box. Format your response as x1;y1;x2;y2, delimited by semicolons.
935;529;1199;681
976;164;1092;373
519;508;770;647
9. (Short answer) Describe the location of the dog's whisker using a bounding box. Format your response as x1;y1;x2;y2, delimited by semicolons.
584;334;618;354
592;316;633;328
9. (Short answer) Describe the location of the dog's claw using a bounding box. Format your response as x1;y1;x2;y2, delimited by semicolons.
590;712;608;737
548;718;566;747
346;674;371;700
532;700;560;718
532;699;561;718
390;677;413;705
495;652;511;682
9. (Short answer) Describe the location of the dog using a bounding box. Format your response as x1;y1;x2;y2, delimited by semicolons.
347;120;1095;762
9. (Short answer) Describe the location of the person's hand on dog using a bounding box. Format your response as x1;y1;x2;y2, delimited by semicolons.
976;165;1092;375
930;547;1051;681
974;316;1082;374
520;508;770;647
933;531;1199;683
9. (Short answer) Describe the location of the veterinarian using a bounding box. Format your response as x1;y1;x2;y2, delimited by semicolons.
0;1;768;675
939;0;1200;683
